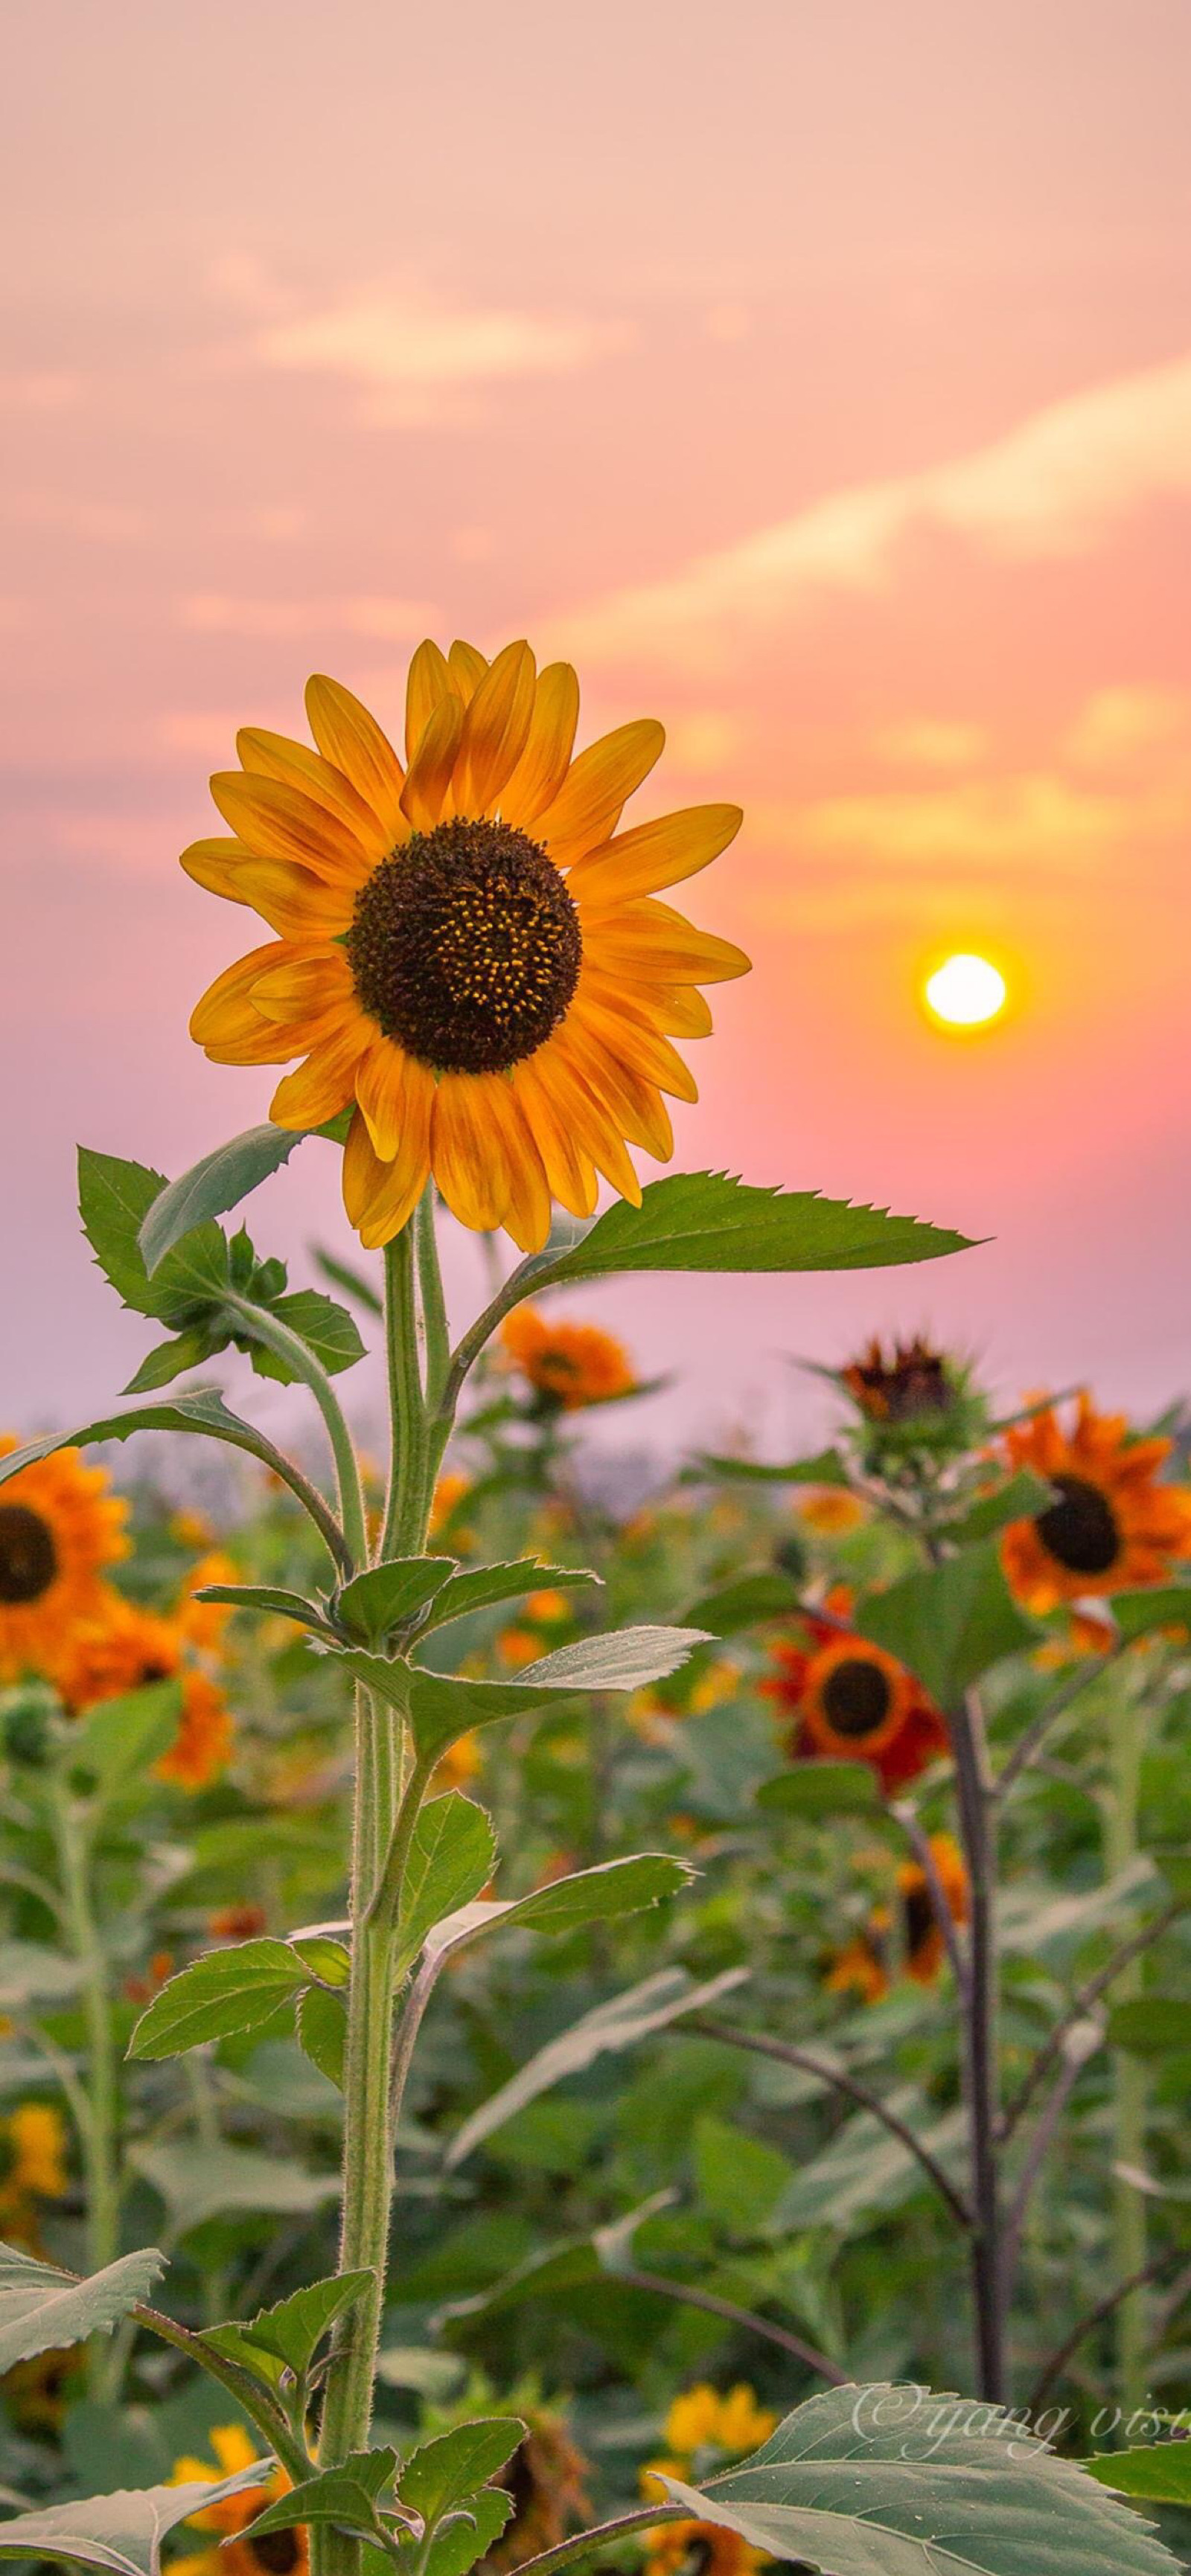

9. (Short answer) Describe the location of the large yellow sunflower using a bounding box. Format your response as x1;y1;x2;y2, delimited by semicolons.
1000;1393;1191;1611
170;2425;306;2576
0;1440;128;1682
185;640;747;1250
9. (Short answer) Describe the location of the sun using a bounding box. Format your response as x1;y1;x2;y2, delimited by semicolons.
923;952;1007;1030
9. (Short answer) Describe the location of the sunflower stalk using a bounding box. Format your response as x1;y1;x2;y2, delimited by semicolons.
1102;1673;1151;2417
51;1787;123;2401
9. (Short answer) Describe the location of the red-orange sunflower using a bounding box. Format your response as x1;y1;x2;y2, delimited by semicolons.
500;1304;636;1409
1000;1393;1191;1612
826;1832;969;2003
761;1589;948;1792
185;641;747;1252
0;1440;127;1682
54;1589;234;1791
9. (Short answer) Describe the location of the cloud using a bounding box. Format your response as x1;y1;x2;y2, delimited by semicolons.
799;775;1125;874
179;594;435;640
1063;685;1191;771
873;719;989;771
563;353;1191;667
255;290;613;408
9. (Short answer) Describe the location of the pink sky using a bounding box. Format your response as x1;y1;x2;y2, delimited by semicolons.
4;0;1190;1455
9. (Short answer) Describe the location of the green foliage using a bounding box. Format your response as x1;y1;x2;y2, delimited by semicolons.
0;2243;165;2372
136;1123;319;1272
243;2447;401;2545
942;1470;1056;1542
129;1940;316;2057
66;1681;183;1796
532;1171;974;1284
395;2417;523;2519
1108;1586;1191;1641
335;1557;457;1645
447;1965;748;2164
418;1560;603;1630
397;1795;499;1964
1085;2446;1191;2504
756;1762;882;1817
0;2464;269;2575
856;1539;1038;1702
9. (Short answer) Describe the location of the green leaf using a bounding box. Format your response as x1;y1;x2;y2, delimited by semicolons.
397;2419;523;2523
78;1148;226;1324
756;1763;882;1819
943;1470;1056;1544
856;1542;1038;1705
128;1941;310;2059
0;2243;166;2373
772;2098;967;2233
694;2115;794;2233
447;1964;747;2166
682;1569;802;1635
694;1445;852;1487
193;1583;339;1636
471;1853;692;1943
533;1172;974;1285
397;1796;498;1964
68;1680;183;1796
130;2139;338;2234
0;1391;350;1571
394;1625;708;1760
244;2449;400;2544
421;2487;514;2576
1085;2446;1191;2504
296;1985;348;2092
418;1560;603;1631
255;1289;365;1377
1105;1586;1191;1643
290;1932;351;1988
137;1124;315;1273
660;2383;1178;2576
203;2271;373;2388
334;1557;456;1647
0;2464;270;2575
1106;1997;1189;2056
124;1328;217;1392
313;1244;384;1319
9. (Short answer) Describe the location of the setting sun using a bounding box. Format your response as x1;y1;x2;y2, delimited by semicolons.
924;952;1008;1030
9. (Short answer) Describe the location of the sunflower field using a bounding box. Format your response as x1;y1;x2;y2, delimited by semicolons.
1;644;1189;2576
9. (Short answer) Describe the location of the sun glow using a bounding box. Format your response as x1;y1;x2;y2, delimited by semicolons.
923;952;1007;1030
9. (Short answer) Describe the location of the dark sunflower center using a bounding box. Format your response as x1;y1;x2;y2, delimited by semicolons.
903;1883;935;1956
821;1656;893;1738
0;1505;59;1606
345;818;582;1076
1034;1473;1120;1577
249;2533;301;2575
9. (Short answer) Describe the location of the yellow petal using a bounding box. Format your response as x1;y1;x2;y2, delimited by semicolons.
534;719;665;867
553;1022;674;1159
342;1098;432;1250
499;663;581;830
405;639;453;763
582;897;751;984
431;1074;514;1231
249;950;354;1025
476;1075;552;1252
206;855;355;942
269;1022;368;1131
569;804;743;904
543;1034;647;1198
191;943;291;1055
509;1058;598;1217
180;836;259;906
447;638;488;703
453;639;536;816
209;773;371;887
304;675;406;842
579;967;713;1039
400;692;465;832
237;725;392;860
569;990;699;1103
356;1034;424;1160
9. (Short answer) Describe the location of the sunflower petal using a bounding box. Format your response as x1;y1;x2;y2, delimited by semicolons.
400;691;465;831
431;1074;514;1231
453;639;536;816
568;804;743;903
191;943;310;1064
236;728;392;859
209;772;371;886
342;1081;434;1249
180;836;260;906
357;1034;423;1160
304;675;406;840
474;1074;552;1252
405;639;454;763
202;855;355;941
269;1022;369;1131
249;950;354;1024
509;1059;598;1218
534;719;665;866
499;662;581;830
582;897;751;984
447;638;488;703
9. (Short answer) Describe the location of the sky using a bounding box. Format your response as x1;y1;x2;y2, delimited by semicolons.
4;0;1190;1461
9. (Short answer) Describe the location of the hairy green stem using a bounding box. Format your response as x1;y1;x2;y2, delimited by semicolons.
381;1223;430;1560
54;1795;121;2397
1103;1685;1149;2415
950;1689;1008;2403
223;1291;368;1570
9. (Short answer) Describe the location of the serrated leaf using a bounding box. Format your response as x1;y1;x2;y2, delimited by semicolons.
257;1289;365;1377
78;1147;231;1327
335;1557;456;1647
194;1583;339;1636
138;1124;315;1273
203;2271;372;2392
421;2486;514;2576
447;1965;747;2166
390;1626;707;1760
0;2243;166;2373
397;2420;523;2523
397;1795;498;1964
244;2449;400;2543
944;1471;1056;1544
660;2382;1178;2576
68;1681;183;1798
0;2464;270;2575
470;1853;692;1941
129;1941;310;2059
297;1986;347;2092
124;1328;217;1392
1085;2445;1191;2504
290;1932;351;1987
531;1172;974;1285
856;1542;1038;1706
756;1763;882;1819
1105;1586;1191;1642
130;2140;337;2233
418;1560;603;1631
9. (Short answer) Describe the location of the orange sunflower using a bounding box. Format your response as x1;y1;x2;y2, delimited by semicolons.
826;1832;969;2003
170;2425;305;2576
184;641;747;1251
54;1588;234;1791
0;1440;127;1682
501;1304;636;1410
761;1589;948;1792
1000;1393;1191;1612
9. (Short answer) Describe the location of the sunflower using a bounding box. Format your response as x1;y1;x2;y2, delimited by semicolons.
842;1336;954;1425
761;1591;948;1792
644;2522;764;2576
825;1833;968;2004
429;1469;474;1544
660;2385;776;2462
500;1305;636;1410
0;2100;69;2243
54;1589;234;1791
170;2425;306;2576
490;2406;592;2569
0;1440;127;1682
184;642;747;1252
1000;1393;1191;1612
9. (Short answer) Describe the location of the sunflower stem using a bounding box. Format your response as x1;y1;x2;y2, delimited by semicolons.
949;1687;1008;2403
52;1791;122;2400
381;1223;430;1561
1102;1675;1150;2415
222;1289;368;1571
